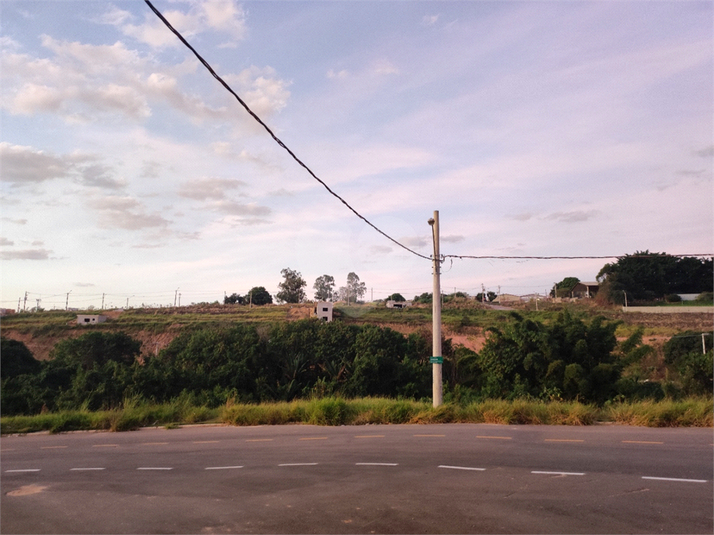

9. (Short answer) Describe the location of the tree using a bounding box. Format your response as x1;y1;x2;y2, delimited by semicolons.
344;272;366;304
1;338;41;379
313;275;336;301
224;293;245;305
552;277;580;298
475;292;497;302
386;293;405;302
276;268;306;303
246;287;273;305
597;252;713;303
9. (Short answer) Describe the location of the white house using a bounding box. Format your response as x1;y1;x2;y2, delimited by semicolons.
386;300;412;309
77;314;107;325
313;302;333;322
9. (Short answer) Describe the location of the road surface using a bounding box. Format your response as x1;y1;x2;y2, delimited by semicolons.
2;423;712;533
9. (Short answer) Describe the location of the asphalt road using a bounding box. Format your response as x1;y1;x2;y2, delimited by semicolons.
2;423;712;534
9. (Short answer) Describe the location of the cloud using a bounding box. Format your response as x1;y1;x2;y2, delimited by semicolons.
543;210;598;223
88;195;170;230
422;15;440;27
2;35;289;128
222;66;291;117
370;245;392;255
399;236;428;248
694;146;714;158
441;235;465;243
74;282;96;287
112;0;247;49
327;69;349;80
371;59;400;76
178;177;246;201
0;237;15;246
1;248;52;260
0;142;76;184
508;213;534;221
1;217;28;225
0;143;124;190
210;200;271;217
80;164;126;189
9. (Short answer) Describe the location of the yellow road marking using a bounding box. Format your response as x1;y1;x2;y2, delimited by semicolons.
246;439;273;442
41;446;68;449
355;435;385;438
299;437;328;441
93;444;118;448
544;439;585;443
622;440;664;445
193;441;219;444
477;435;512;440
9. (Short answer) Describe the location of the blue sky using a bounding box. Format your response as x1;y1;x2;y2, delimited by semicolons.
1;0;712;310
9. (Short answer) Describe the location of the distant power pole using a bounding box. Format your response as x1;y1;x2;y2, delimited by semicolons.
178;293;181;307
66;291;71;311
17;297;21;313
23;291;28;312
102;293;105;310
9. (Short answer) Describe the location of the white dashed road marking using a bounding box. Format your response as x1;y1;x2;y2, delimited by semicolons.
137;467;173;471
205;465;243;470
278;463;318;467
70;468;105;471
642;476;708;483
532;471;585;476
355;463;398;466
438;465;486;471
5;469;41;473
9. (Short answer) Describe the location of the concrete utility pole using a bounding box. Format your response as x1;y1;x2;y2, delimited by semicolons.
174;288;180;307
428;211;443;408
66;291;71;311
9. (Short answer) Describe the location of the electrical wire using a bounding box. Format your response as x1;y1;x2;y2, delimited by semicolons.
144;0;431;262
144;2;713;266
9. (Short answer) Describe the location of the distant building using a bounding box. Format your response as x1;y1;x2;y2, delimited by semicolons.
386;300;412;309
313;302;333;322
572;282;599;298
77;314;107;325
0;308;15;316
494;294;520;304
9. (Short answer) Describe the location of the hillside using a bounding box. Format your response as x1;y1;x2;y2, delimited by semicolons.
1;300;711;364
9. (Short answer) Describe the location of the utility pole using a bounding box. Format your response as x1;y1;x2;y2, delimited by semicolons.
23;291;27;312
174;287;179;307
428;210;443;408
17;297;21;313
101;293;105;310
35;298;41;312
66;290;71;311
178;293;181;307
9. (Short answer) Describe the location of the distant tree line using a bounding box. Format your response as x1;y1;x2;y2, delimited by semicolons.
2;313;710;416
597;252;713;304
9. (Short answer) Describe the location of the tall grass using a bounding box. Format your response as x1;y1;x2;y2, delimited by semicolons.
2;397;711;434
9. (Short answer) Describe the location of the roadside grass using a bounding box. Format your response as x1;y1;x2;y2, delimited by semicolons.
3;397;711;434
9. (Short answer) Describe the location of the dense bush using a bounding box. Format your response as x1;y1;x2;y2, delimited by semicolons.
2;317;711;417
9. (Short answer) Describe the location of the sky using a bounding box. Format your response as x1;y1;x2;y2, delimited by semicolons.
1;0;712;310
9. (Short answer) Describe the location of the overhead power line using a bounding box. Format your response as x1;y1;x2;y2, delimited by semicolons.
144;0;431;261
144;1;712;266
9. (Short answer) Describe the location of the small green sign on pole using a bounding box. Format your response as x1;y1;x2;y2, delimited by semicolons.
429;356;443;364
